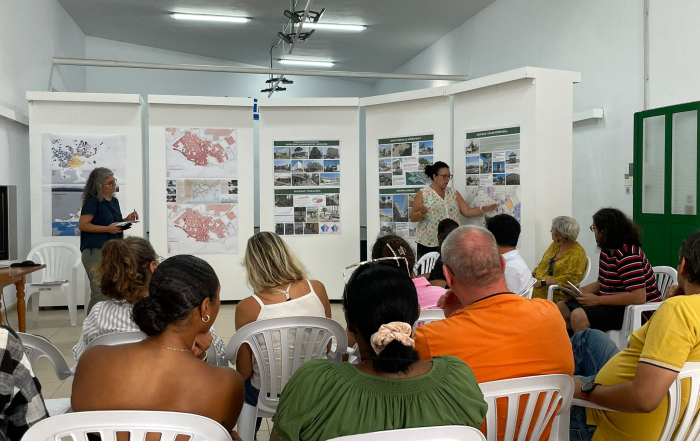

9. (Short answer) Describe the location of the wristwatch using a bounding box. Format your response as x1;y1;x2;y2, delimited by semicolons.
540;280;546;287
581;382;601;400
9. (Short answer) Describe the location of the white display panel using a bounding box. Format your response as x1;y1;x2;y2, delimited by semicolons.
363;92;452;257
259;100;360;300
148;96;255;301
27;92;144;306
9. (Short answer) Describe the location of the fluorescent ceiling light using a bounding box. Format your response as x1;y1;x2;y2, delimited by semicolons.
171;13;250;23
278;59;335;67
302;23;366;31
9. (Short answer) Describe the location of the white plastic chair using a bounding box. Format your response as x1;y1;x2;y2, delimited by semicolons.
226;316;348;441
18;332;73;416
22;410;232;441
479;374;574;441
654;266;678;299
520;278;537;299
85;330;147;350
25;243;83;327
572;362;700;441
546;257;591;302
414;309;446;329
415;251;440;275
326;426;487;441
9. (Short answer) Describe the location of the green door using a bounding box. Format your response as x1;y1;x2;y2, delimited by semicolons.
634;102;700;268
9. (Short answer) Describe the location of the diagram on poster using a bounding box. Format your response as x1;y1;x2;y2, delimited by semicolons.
378;134;434;187
42;133;127;185
42;185;128;236
167;203;238;255
166;127;238;178
464;126;521;226
273;140;341;235
379;188;419;240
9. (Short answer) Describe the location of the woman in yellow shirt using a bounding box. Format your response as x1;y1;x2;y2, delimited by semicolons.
532;216;588;301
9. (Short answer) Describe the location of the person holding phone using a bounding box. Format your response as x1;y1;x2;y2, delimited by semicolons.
78;167;138;313
409;161;497;259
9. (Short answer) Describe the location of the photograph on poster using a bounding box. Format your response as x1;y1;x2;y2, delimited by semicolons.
418;156;433;171
295;223;305;234
378;144;391;158
506;173;521;185
466;139;480;155
285;224;294;235
274;160;291;172
480;153;492;173
466;176;479;186
493;174;506;186
379;159;391;172
419;141;433;155
493;161;505;173
466;156;480;174
305;160;324;172
324;160;340;172
379;173;392;186
291;147;309;159
326;194;339;206
164;179;237;204
320;173;340;186
392;158;403;175
275;194;294;207
274;147;291;159
275;174;291;186
307;207;319;222
275;224;285;235
167;180;177;187
165;128;237;179
406;172;431;186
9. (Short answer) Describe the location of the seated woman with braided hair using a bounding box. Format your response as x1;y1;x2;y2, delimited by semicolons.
270;261;486;441
71;255;244;438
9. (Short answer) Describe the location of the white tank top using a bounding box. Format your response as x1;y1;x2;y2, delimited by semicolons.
250;280;327;391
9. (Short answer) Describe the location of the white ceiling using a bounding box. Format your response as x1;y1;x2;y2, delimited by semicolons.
58;0;495;79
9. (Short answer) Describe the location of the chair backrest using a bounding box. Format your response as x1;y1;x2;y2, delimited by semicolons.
22;410;232;441
86;331;147;350
414;309;446;329
326;425;487;441
414;252;440;275
27;242;81;283
225;316;348;414
18;332;73;381
660;362;700;441
581;257;592;285
479;374;573;441
653;266;678;299
519;278;537;299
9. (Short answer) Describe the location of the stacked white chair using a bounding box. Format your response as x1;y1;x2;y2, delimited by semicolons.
327;426;487;441
25;242;83;327
21;410;232;441
225;316;348;441
414;251;440;275
479;374;574;441
17;333;73;416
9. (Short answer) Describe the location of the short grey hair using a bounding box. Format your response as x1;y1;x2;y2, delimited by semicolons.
82;167;114;203
441;225;504;287
551;216;580;243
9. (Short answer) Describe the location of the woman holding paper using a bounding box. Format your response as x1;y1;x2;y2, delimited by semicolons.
409;161;497;259
78;167;138;313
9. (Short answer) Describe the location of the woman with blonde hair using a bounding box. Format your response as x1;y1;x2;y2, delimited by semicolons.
236;232;331;434
72;237;226;363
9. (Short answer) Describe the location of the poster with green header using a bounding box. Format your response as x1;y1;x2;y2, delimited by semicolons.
273;140;341;235
378;134;434;187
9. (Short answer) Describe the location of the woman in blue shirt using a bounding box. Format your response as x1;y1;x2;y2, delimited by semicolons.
78;167;138;313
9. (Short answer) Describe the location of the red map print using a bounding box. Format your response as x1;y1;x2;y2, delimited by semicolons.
171;132;231;167
173;206;236;243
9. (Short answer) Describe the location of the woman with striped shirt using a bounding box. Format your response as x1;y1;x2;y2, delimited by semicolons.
557;208;660;333
72;237;226;362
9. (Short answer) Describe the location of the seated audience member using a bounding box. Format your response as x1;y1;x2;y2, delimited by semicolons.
558;208;660;333
486;214;532;295
569;231;700;441
413;225;573;439
271;262;487;441
532;216;588;301
427;218;460;288
236;232;331;433
372;234;446;309
72;237;225;363
72;255;244;436
0;326;48;441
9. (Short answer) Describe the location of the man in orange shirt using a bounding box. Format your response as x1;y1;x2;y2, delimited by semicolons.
413;225;574;439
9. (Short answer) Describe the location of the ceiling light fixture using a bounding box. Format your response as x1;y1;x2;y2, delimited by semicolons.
278;59;335;67
171;13;251;23
303;23;366;31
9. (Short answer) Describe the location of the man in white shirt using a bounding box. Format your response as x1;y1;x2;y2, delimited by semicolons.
486;214;533;295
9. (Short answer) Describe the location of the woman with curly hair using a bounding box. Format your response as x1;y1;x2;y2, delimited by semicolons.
78;167;138;313
558;208;661;333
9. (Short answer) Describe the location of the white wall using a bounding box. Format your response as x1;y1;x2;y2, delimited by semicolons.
373;0;645;278
0;0;86;306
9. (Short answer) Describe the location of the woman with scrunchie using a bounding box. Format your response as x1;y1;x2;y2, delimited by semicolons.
270;262;486;441
72;255;244;438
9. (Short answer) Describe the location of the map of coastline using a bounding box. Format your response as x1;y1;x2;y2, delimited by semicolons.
166;128;238;179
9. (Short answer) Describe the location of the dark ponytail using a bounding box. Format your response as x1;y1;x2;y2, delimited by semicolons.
424;160;449;180
342;263;420;374
132;255;219;336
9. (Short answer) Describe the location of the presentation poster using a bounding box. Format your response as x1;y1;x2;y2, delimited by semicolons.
273;140;341;236
378;134;434;187
379;188;419;239
463;126;522;226
41;133;127;236
165;127;240;255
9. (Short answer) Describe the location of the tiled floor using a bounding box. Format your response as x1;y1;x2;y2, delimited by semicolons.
9;301;348;441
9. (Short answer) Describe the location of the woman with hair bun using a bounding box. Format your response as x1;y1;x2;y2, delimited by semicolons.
409;161;498;259
72;255;244;436
71;237;226;363
270;262;486;441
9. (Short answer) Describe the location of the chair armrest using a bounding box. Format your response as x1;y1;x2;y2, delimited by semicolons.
571;398;616;412
327;343;357;363
627;303;662;333
547;285;575;302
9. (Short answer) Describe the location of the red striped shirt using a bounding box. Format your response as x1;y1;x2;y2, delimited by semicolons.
598;245;661;302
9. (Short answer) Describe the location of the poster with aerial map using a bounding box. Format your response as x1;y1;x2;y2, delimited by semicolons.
42;133;126;185
165;127;238;179
463;126;521;226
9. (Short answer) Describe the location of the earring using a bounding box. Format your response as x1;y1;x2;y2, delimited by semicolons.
202;314;210;323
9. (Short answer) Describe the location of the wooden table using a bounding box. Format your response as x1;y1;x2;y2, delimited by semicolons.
0;265;46;332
